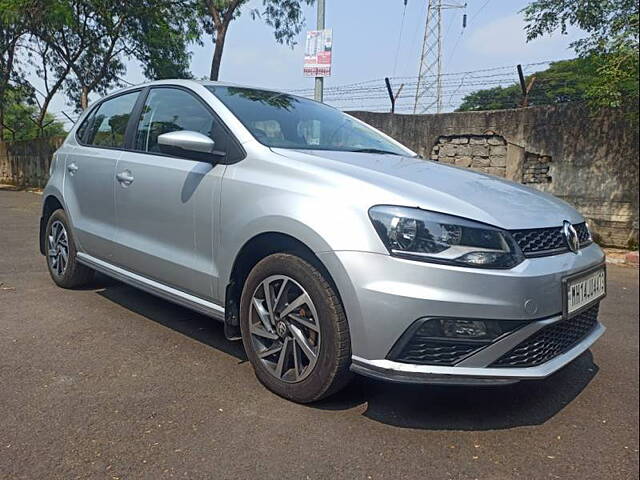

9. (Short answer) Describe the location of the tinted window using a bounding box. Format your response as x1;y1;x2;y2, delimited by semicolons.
84;92;138;148
134;88;215;153
207;86;409;156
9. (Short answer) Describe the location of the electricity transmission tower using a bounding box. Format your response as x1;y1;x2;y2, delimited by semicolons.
413;1;466;114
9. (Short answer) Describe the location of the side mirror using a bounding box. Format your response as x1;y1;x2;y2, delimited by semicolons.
157;130;225;161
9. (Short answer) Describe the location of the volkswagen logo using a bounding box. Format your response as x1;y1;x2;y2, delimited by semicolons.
563;220;580;253
276;321;288;338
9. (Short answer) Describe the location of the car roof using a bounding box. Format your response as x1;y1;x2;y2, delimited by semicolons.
110;79;286;97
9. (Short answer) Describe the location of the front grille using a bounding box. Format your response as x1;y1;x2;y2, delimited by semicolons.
575;223;591;244
490;304;599;368
391;339;482;366
511;222;591;257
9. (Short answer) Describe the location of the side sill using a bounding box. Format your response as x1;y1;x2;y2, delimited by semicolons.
77;252;225;321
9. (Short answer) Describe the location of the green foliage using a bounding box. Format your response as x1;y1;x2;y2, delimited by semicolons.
256;0;315;46
1;85;66;141
1;0;198;137
459;2;640;114
34;0;199;110
124;0;200;80
457;58;599;111
137;15;197;80
1;1;44;137
456;86;520;112
522;0;639;112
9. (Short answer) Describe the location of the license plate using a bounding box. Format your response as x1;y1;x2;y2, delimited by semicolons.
564;267;606;318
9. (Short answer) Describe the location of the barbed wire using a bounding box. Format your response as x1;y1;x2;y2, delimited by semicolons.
25;58;579;130
287;59;577;113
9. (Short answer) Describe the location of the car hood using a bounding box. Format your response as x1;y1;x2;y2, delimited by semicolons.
272;148;584;230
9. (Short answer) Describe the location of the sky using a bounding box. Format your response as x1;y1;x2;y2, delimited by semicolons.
40;0;586;125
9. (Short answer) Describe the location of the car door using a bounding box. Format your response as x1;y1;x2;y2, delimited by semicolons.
63;91;139;260
112;86;241;301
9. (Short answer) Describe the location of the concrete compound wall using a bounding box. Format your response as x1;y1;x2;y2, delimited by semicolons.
0;136;64;189
351;104;639;248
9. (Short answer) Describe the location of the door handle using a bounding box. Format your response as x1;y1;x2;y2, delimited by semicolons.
116;170;134;186
67;162;79;174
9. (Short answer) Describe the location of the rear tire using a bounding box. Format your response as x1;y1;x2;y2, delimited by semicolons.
45;209;94;288
240;253;352;403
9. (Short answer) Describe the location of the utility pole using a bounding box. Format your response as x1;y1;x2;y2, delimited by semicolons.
314;0;326;102
413;1;465;114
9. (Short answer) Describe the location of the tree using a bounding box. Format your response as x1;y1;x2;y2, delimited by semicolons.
200;0;314;81
34;0;198;111
0;0;42;138
457;58;599;111
136;11;198;81
3;0;197;144
522;0;639;110
1;84;66;141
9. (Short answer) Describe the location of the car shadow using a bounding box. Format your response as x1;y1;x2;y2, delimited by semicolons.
314;351;599;430
92;274;599;431
93;273;247;362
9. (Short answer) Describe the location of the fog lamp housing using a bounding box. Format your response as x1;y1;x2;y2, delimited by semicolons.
442;319;488;338
415;317;524;341
387;317;528;366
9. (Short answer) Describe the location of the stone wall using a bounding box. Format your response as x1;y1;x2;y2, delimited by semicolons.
523;153;552;184
350;104;639;248
431;135;508;178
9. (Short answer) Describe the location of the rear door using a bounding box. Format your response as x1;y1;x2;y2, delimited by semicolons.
63;91;139;260
112;86;241;300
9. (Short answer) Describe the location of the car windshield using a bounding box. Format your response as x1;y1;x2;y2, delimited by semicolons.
207;86;409;155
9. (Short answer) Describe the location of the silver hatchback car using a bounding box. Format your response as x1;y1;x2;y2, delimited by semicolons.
40;80;606;403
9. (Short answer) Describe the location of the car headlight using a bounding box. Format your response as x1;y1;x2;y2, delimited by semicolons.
368;205;524;269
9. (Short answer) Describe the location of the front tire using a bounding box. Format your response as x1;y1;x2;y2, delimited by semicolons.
45;209;94;288
240;253;352;403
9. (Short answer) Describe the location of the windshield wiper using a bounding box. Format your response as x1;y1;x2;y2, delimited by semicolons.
348;148;402;155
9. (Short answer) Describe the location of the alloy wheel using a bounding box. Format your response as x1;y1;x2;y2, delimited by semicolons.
47;220;69;277
249;275;321;383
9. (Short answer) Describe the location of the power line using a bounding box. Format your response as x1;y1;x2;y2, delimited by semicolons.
469;0;491;23
392;1;409;77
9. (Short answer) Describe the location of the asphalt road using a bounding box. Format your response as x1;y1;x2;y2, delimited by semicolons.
1;188;638;480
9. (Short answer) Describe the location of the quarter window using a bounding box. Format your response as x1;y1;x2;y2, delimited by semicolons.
83;92;139;148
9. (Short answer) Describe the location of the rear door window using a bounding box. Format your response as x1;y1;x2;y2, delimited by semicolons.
84;92;139;148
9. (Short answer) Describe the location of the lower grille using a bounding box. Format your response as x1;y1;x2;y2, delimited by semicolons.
392;340;482;366
490;304;599;368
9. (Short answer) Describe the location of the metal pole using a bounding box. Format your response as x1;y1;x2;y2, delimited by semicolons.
435;3;442;113
385;77;395;113
314;0;325;102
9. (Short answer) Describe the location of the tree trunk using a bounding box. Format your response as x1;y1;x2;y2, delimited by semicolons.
0;44;16;141
209;24;229;81
80;87;89;110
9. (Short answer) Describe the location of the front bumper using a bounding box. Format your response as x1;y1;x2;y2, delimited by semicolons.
351;317;605;385
317;243;606;385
